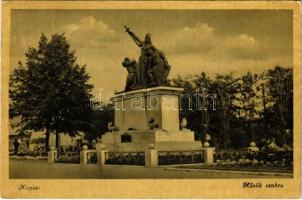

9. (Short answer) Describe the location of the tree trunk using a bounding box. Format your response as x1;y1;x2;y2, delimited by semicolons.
45;129;50;151
261;84;267;113
55;130;60;148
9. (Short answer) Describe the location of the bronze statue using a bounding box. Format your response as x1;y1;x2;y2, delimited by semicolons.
122;57;139;91
123;25;170;89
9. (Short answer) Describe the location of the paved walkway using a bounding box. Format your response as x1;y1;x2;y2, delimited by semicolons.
9;159;292;179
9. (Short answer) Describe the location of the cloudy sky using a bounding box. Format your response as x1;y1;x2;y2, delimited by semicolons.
10;9;292;99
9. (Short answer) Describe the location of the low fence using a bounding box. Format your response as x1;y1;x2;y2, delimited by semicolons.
80;150;97;164
49;146;215;167
55;151;80;164
86;151;97;164
49;149;97;164
105;152;145;166
28;146;48;157
158;150;204;165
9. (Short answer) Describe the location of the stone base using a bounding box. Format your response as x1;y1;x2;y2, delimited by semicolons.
112;86;184;132
101;129;202;152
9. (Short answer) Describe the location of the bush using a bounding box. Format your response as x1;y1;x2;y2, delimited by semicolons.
214;149;293;168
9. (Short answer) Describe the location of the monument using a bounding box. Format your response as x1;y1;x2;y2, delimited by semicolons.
100;26;203;154
97;26;215;167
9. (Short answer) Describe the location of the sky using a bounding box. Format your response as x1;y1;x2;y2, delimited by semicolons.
10;9;293;100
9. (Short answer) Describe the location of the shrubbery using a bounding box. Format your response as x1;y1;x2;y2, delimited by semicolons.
214;149;293;169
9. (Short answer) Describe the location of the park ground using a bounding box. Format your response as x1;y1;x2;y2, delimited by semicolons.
9;159;292;179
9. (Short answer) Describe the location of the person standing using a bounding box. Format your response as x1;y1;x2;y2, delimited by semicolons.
13;139;19;155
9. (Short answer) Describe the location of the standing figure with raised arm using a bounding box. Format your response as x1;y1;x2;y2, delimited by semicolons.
125;25;157;86
124;25;171;87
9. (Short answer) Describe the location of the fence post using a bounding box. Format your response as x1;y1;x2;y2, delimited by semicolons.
96;144;107;168
203;147;215;164
80;145;89;165
48;146;57;164
145;144;158;168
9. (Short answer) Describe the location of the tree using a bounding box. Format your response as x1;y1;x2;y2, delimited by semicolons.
171;72;241;148
84;104;114;142
170;74;203;140
264;66;293;146
237;72;259;141
192;72;212;139
9;33;93;150
168;66;293;150
210;73;240;149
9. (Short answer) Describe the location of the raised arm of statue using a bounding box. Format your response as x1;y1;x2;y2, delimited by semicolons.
124;25;143;47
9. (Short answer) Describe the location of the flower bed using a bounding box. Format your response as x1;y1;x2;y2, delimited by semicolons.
105;152;145;166
55;151;80;164
214;149;293;167
158;151;204;165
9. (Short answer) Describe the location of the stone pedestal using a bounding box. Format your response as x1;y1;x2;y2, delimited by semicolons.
102;129;202;152
112;86;183;132
101;86;203;153
203;147;215;164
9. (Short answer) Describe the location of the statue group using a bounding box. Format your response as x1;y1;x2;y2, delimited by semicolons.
123;25;171;91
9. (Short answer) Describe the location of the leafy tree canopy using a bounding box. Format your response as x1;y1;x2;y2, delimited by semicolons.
10;33;94;147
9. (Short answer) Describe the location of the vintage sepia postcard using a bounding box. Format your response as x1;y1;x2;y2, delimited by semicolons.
1;1;301;198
